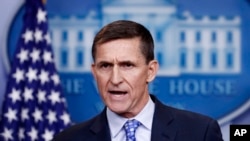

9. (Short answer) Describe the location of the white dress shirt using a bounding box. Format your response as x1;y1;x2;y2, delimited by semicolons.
106;97;155;141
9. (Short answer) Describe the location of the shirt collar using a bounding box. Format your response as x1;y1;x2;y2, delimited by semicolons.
106;97;155;138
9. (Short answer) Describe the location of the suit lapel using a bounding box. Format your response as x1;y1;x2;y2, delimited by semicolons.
88;108;111;141
151;95;177;141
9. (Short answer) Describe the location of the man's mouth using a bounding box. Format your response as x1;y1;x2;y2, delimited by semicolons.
108;90;127;95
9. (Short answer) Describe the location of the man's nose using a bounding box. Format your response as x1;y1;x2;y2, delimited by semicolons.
110;66;123;85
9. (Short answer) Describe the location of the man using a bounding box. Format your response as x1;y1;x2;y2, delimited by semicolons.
53;20;223;141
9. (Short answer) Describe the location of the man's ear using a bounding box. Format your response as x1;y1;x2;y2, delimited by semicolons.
146;60;159;83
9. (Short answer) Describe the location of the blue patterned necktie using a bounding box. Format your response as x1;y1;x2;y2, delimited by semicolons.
123;119;141;141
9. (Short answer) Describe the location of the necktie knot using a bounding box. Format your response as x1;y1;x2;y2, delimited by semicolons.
123;119;141;141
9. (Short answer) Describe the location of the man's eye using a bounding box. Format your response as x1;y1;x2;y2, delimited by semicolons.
122;63;134;68
100;63;111;68
125;64;132;67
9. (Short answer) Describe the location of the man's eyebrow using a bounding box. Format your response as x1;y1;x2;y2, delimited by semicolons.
95;60;136;65
118;60;134;64
96;61;113;65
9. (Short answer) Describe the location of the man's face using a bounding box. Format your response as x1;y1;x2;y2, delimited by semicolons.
91;37;158;118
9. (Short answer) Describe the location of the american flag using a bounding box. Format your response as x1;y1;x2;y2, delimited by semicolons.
0;0;71;140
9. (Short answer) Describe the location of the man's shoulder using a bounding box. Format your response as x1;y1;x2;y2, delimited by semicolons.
154;101;223;140
52;114;103;141
152;94;216;124
166;104;214;123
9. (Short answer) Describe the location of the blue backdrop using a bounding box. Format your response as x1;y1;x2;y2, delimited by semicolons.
0;0;250;140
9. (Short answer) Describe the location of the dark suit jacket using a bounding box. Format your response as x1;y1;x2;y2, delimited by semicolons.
53;95;223;141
